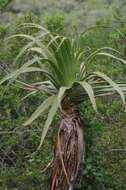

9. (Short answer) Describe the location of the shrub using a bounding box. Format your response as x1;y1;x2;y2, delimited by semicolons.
45;13;65;34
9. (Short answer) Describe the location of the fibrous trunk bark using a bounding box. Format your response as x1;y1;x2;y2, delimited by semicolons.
50;98;85;190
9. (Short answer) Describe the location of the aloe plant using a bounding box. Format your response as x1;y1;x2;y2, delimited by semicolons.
1;23;126;190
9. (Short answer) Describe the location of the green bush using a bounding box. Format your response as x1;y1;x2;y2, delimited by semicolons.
0;0;12;10
45;13;65;34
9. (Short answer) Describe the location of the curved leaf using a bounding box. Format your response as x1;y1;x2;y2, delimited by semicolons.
97;52;126;64
23;95;55;126
38;87;69;150
20;23;49;33
94;71;126;109
7;34;35;41
78;81;98;112
0;58;40;85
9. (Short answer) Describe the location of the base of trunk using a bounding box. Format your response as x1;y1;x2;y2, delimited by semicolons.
50;108;85;190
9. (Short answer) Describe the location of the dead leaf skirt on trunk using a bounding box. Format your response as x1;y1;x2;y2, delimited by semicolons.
50;106;85;190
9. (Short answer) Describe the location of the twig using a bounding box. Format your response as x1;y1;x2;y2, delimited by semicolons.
0;129;42;134
41;158;53;173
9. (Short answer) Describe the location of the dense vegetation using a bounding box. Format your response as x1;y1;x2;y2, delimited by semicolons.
0;0;126;190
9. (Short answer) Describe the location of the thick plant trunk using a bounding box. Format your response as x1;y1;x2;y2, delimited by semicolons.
50;99;85;190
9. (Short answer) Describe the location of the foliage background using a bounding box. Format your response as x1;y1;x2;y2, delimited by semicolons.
0;0;126;189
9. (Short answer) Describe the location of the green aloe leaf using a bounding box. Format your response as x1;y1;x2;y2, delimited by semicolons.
94;71;126;109
7;34;35;41
38;87;69;150
80;47;121;78
20;23;49;33
22;90;38;100
97;52;126;64
23;95;56;126
0;58;40;85
78;81;98;113
13;42;35;64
